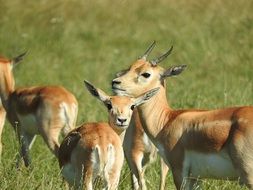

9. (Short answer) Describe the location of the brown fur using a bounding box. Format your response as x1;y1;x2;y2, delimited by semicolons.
0;55;78;167
58;131;81;167
9;86;76;115
58;119;124;189
0;55;9;63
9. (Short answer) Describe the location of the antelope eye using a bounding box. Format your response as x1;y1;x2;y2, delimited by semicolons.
141;73;151;78
106;103;112;110
130;105;135;110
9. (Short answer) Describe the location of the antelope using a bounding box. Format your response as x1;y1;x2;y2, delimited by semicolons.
58;80;159;190
112;42;253;189
0;53;78;167
0;56;6;160
114;42;169;190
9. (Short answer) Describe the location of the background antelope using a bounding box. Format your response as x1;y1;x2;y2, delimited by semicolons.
58;80;158;189
0;105;5;161
0;55;6;160
112;42;253;189
0;53;78;167
114;41;169;190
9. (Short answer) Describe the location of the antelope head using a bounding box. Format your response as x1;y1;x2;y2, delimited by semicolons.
84;80;159;132
0;52;26;101
112;41;186;97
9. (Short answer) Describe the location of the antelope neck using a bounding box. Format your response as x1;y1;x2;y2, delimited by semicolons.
108;120;126;142
137;86;172;139
0;75;15;110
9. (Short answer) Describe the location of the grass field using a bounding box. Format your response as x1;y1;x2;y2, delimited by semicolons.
0;0;253;189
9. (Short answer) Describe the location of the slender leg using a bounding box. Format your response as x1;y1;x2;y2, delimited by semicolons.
230;147;253;188
16;132;36;167
131;174;139;190
41;129;60;157
105;158;123;190
139;167;147;190
228;127;253;189
107;172;121;190
125;152;147;190
84;167;93;190
171;169;185;190
159;158;169;190
0;108;6;161
38;120;62;157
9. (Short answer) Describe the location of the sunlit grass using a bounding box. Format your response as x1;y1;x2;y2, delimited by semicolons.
0;0;253;189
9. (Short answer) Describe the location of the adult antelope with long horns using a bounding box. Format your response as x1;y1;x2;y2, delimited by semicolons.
114;41;169;190
112;42;253;189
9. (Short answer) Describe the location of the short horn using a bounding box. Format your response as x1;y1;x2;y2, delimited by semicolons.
150;46;173;66
139;41;156;60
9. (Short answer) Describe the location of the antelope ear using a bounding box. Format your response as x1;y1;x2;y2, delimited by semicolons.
161;65;187;78
84;80;110;103
12;52;27;67
133;87;160;107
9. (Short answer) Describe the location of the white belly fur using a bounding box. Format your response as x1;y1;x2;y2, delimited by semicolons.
183;150;239;180
17;114;39;135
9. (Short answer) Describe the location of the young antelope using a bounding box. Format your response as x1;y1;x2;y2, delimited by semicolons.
58;80;159;190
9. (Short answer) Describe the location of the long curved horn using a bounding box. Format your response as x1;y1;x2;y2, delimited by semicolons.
150;46;173;66
139;41;156;60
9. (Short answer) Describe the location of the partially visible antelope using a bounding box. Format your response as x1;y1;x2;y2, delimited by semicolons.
114;42;169;190
0;53;78;167
0;56;6;160
58;80;159;190
112;42;253;189
0;104;5;161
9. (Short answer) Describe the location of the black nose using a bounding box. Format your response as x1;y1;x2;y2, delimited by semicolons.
112;80;121;86
118;118;127;123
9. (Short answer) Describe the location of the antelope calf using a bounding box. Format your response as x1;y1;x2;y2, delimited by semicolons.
0;53;78;167
58;81;158;190
114;43;169;190
112;42;253;189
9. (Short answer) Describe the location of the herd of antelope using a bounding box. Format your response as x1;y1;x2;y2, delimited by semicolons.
0;41;253;190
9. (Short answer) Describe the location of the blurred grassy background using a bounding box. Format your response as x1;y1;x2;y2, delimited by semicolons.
0;0;252;189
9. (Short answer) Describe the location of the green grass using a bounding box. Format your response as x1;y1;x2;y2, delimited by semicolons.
0;0;253;189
